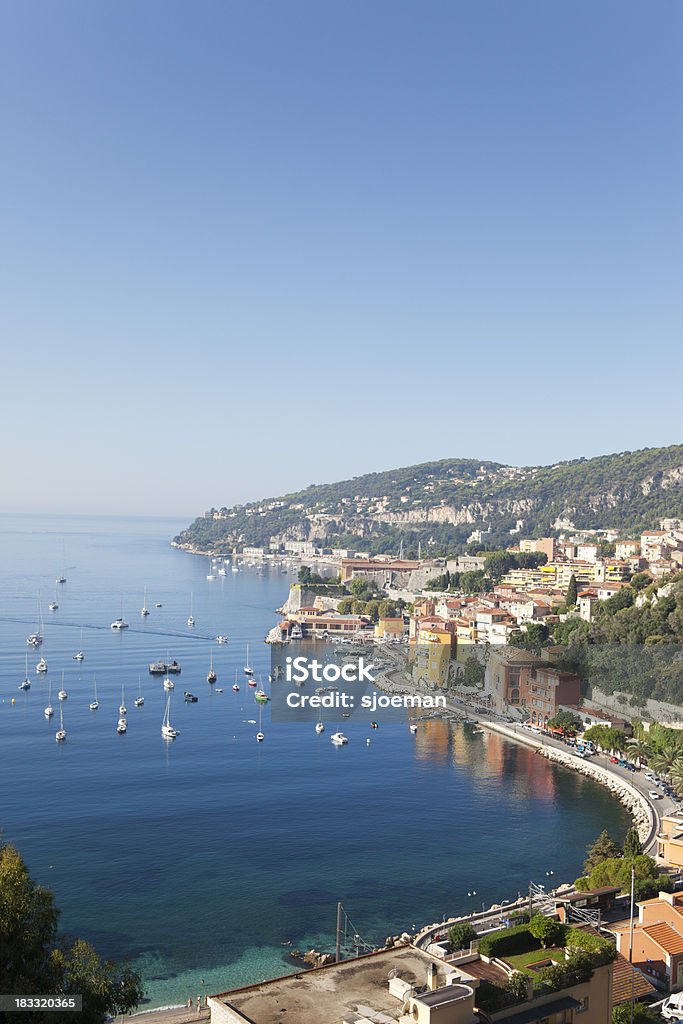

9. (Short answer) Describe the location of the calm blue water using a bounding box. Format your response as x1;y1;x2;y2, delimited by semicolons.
0;515;630;1008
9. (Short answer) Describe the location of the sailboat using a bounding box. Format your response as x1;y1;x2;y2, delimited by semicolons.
232;670;240;692
206;561;216;580
244;645;254;676
27;595;44;646
256;703;264;743
207;651;217;684
49;589;59;611
254;678;269;703
315;707;325;734
117;715;127;734
58;672;68;701
134;677;144;707
73;627;85;661
161;695;179;739
55;705;67;742
163;661;175;690
56;543;67;584
90;679;99;711
141;587;150;617
19;653;31;690
44;681;54;718
187;593;195;627
36;657;48;673
119;686;127;715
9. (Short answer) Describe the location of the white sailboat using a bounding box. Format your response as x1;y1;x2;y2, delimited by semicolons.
27;595;44;646
55;705;67;742
244;644;253;676
187;592;195;627
163;674;174;691
56;543;67;584
58;671;68;701
73;628;85;661
117;716;127;734
36;657;48;673
161;695;179;739
256;703;264;743
90;678;99;711
206;561;216;580
44;681;54;718
315;707;325;734
119;685;127;715
134;677;144;707
141;586;150;617
49;587;59;611
232;669;240;692
207;650;217;684
19;653;31;690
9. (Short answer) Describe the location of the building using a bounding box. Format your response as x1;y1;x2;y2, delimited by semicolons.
208;934;615;1024
615;540;641;560
340;558;420;585
487;649;581;723
519;537;556;561
657;815;683;869
611;890;683;992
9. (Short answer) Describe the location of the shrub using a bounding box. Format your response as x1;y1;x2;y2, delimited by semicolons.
529;914;564;949
565;928;617;965
478;923;539;959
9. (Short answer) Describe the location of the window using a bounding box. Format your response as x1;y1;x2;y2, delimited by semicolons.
576;996;590;1013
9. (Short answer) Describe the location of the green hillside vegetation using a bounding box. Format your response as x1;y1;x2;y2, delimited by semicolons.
174;445;683;556
554;572;683;706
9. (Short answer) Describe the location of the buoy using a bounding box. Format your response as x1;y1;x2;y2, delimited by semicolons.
11;698;15;704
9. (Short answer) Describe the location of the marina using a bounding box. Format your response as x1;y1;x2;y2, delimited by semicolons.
0;513;632;1010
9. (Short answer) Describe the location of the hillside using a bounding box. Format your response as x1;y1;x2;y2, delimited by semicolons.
173;445;683;556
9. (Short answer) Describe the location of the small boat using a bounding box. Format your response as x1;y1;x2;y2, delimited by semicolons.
187;592;195;627
37;658;48;674
44;681;54;718
330;731;348;746
20;653;31;690
244;645;253;675
49;600;59;611
218;568;226;576
117;717;127;734
161;695;179;739
207;651;217;684
256;704;264;742
58;689;68;701
254;687;269;703
215;687;223;693
290;624;303;641
315;721;325;734
90;679;99;711
141;586;150;617
111;618;129;630
119;685;127;716
134;678;144;707
27;633;43;647
409;724;418;734
248;678;257;688
56;574;66;584
163;676;174;691
166;660;181;674
73;629;85;660
155;602;162;608
216;635;229;644
184;691;198;703
55;705;67;742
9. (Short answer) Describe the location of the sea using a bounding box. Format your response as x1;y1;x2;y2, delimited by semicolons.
0;514;631;1009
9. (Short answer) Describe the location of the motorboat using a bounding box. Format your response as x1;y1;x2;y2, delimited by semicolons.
330;731;348;746
409;724;418;734
184;691;198;703
49;601;59;611
117;718;127;734
163;677;174;691
73;651;84;661
111;618;129;630
58;689;68;701
134;696;144;707
315;721;325;734
166;660;181;674
27;633;43;647
216;635;229;644
19;678;31;691
254;689;269;703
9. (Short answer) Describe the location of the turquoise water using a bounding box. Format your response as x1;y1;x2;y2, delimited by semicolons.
0;515;631;1008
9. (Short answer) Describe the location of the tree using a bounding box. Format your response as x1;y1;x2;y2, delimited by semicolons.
528;914;563;949
504;971;528;1003
483;551;516;584
630;573;652;592
613;1002;658;1023
623;828;643;860
0;844;143;1021
462;656;486;688
566;574;578;608
583;831;621;874
298;565;312;584
547;710;580;736
337;598;354;614
448;921;477;951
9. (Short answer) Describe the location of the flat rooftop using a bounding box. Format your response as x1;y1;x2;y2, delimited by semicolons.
212;946;454;1024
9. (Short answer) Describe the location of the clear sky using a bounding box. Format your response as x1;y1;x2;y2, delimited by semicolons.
1;0;681;517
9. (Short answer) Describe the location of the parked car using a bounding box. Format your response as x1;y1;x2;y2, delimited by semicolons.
649;790;663;799
610;756;619;763
662;992;683;1020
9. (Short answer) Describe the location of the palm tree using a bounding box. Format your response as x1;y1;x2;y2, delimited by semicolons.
627;737;651;768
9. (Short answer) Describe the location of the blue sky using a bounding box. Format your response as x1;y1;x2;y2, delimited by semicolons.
1;0;680;516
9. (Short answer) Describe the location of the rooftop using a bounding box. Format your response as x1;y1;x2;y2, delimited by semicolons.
211;947;454;1024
